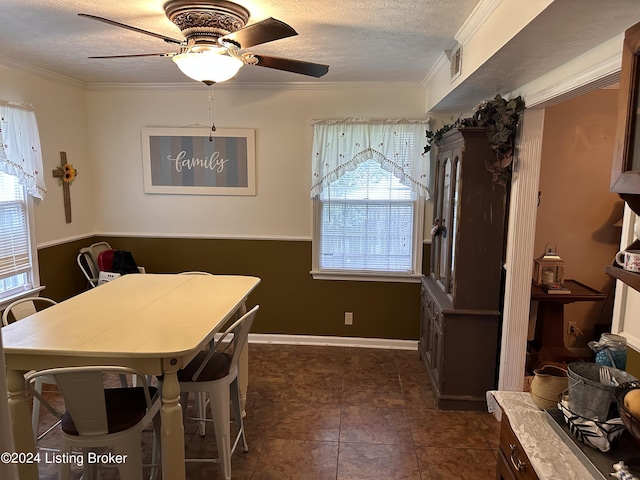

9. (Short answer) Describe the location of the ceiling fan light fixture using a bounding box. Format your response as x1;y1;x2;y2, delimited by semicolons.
172;49;243;84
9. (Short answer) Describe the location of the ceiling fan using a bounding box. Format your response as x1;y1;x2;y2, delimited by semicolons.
79;0;329;84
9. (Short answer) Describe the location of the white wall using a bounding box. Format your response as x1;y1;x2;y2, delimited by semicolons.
0;61;428;243
0;64;95;246
85;83;428;239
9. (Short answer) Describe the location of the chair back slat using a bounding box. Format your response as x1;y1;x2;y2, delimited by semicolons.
191;305;259;381
53;370;109;436
2;297;57;326
228;307;258;370
8;301;37;321
77;242;113;288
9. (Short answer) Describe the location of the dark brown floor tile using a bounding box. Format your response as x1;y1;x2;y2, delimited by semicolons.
252;438;338;480
337;443;420;480
184;431;262;479
394;350;426;371
278;371;343;405
477;414;501;449
31;343;506;480
343;348;400;379
401;376;437;410
340;405;413;445
277;348;346;375
410;411;490;448
415;446;497;480
242;400;276;439
246;376;287;403
248;344;340;377
266;402;341;441
342;376;405;408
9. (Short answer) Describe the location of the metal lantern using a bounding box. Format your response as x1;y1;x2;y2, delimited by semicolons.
533;243;565;286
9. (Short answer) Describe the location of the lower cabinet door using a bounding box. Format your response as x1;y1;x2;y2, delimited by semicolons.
497;449;516;480
498;415;539;480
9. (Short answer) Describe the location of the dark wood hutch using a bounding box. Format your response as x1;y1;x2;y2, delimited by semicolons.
419;127;508;411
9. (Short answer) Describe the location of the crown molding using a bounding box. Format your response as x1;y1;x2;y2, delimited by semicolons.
455;0;503;46
85;81;424;91
0;55;86;89
520;49;621;108
421;51;450;89
0;54;423;92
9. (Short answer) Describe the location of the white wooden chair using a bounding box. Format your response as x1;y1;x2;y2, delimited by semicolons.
26;365;161;480
164;305;258;480
2;296;58;441
178;270;214;436
76;241;112;288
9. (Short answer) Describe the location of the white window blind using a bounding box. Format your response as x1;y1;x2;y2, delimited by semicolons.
0;171;31;298
311;120;428;280
319;159;415;272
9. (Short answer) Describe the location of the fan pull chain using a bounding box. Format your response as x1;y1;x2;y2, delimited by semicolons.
208;85;216;141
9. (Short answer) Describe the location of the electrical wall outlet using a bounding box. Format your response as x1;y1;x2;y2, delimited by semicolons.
345;312;353;326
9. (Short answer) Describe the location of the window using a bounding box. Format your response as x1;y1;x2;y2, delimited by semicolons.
0;170;38;303
311;120;429;281
0;102;45;306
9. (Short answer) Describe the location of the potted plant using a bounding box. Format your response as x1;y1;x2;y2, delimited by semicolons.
424;94;525;186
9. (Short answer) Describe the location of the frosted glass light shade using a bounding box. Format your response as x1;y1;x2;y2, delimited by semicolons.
172;50;243;84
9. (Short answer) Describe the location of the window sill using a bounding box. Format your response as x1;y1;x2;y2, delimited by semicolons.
310;271;422;283
0;286;46;311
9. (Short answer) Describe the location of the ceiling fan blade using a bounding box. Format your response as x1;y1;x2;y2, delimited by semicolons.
78;13;183;45
88;53;174;59
220;18;297;48
251;55;329;78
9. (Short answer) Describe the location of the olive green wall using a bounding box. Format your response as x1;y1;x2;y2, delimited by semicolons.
37;238;97;301
38;237;430;341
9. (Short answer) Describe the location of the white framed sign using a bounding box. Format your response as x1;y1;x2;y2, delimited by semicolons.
142;127;256;195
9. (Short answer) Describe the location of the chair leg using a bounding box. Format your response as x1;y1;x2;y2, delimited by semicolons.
150;414;162;480
180;392;189;423
83;449;99;480
230;378;248;453
209;384;232;480
197;392;207;437
32;377;43;442
114;434;144;480
58;440;72;480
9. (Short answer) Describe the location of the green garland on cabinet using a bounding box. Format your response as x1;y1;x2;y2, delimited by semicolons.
424;94;525;187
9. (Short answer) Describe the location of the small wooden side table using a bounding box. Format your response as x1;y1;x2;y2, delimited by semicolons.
528;279;606;369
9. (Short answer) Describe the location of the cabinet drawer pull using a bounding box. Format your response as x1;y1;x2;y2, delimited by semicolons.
509;444;527;472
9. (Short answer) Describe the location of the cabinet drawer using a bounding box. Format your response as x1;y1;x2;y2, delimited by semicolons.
433;310;443;332
422;291;435;319
499;415;538;480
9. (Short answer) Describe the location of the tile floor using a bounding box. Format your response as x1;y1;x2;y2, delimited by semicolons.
33;343;500;479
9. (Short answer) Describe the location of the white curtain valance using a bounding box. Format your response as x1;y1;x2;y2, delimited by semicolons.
310;118;430;199
0;102;47;199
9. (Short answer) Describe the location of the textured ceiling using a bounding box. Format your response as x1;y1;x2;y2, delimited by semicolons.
4;0;640;113
1;0;480;85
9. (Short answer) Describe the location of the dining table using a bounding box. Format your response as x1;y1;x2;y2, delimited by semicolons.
2;273;261;480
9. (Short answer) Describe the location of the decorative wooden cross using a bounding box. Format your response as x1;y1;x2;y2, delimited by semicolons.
52;151;73;223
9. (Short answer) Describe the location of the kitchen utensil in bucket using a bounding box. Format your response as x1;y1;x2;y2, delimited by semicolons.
567;362;636;421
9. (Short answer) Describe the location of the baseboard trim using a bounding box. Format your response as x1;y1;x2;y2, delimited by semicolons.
247;334;418;350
